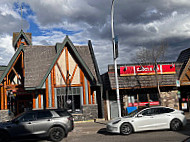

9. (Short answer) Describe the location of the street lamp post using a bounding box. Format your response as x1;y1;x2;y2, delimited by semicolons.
111;0;121;118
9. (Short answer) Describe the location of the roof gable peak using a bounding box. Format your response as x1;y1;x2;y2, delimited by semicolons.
13;30;32;51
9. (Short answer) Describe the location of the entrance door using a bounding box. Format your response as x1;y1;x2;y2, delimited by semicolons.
110;101;119;119
17;99;33;114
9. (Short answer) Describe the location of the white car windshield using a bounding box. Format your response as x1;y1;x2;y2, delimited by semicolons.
126;109;139;117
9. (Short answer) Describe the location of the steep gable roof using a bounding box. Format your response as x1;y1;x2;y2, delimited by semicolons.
0;46;24;83
13;29;32;49
24;45;56;88
26;36;96;90
75;40;101;86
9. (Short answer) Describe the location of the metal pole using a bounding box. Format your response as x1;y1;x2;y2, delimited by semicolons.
111;0;121;117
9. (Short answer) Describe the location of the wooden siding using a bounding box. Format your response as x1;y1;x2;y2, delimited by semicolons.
55;47;80;86
43;46;94;108
38;94;41;108
45;78;49;108
68;51;80;84
56;48;66;85
51;69;55;107
33;92;36;109
1;86;4;109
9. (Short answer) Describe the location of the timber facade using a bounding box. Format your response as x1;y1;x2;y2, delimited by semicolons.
0;30;102;121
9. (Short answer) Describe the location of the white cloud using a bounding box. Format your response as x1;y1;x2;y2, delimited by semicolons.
0;3;20;19
1;0;190;73
0;34;14;65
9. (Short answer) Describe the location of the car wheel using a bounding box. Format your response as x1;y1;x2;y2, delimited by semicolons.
170;119;182;131
0;132;9;142
120;123;133;135
49;127;65;142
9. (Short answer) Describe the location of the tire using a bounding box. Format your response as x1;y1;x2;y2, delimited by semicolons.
0;131;9;142
120;123;133;135
49;127;65;142
170;119;182;131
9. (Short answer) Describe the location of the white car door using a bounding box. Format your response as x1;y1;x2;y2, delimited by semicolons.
152;108;171;129
133;108;156;131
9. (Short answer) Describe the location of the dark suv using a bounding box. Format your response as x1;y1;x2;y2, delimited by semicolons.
0;109;74;142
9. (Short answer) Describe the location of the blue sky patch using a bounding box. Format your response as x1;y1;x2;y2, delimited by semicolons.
13;2;82;37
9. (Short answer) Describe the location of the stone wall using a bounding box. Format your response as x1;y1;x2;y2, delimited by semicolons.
73;104;98;121
160;90;179;109
0;110;13;122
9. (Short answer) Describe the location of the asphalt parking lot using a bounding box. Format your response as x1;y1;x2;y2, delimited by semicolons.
11;114;190;142
63;119;190;142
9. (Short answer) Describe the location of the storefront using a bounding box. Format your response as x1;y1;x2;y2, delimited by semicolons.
102;62;182;120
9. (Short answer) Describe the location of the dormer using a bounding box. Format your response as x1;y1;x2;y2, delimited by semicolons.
13;29;32;51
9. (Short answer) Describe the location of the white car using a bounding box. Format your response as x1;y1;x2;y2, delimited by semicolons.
107;106;187;135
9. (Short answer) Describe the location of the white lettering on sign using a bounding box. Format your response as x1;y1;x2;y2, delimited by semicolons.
137;66;159;72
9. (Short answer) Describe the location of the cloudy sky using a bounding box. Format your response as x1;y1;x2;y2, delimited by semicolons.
0;0;190;74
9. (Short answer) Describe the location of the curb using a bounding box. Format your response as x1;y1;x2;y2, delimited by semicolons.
74;118;106;124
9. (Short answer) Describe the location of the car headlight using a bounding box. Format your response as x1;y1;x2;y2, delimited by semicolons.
112;119;121;125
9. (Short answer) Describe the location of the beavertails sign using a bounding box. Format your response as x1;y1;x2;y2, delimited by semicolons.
120;64;176;76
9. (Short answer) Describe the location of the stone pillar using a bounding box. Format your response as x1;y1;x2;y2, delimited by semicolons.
123;95;128;115
0;110;13;122
160;90;179;109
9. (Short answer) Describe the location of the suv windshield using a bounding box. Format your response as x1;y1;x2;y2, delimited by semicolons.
11;112;25;122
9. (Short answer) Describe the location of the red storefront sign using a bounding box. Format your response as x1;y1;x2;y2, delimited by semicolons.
120;64;175;76
128;101;159;107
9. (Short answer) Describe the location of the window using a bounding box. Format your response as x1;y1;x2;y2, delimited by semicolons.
56;87;81;113
149;93;159;102
139;93;148;102
159;108;174;114
141;109;153;116
20;112;36;122
55;110;71;117
37;111;52;119
151;108;160;115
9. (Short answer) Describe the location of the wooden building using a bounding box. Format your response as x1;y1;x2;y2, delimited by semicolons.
102;59;190;120
0;30;102;121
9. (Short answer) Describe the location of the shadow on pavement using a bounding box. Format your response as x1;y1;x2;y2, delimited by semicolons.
10;137;50;142
97;128;120;136
94;121;107;125
177;119;190;142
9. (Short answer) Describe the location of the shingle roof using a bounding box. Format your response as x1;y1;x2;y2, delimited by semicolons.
176;48;190;79
1;34;100;89
176;48;190;63
24;41;100;88
24;45;56;88
75;45;98;83
0;66;6;78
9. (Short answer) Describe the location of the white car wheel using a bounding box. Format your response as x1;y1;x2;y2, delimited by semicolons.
170;119;182;131
120;123;133;135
